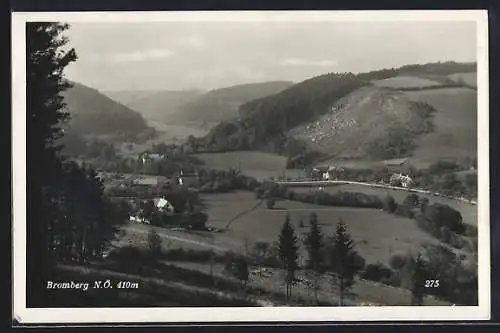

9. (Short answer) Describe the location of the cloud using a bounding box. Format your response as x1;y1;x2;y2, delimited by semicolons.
279;57;338;67
87;49;174;63
177;36;206;49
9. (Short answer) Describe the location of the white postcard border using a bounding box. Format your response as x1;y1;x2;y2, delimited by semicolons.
11;10;490;324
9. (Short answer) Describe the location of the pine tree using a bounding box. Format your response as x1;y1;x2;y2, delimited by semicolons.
232;256;250;289
410;254;427;305
383;194;398;213
147;228;163;260
278;213;299;299
329;220;360;306
26;22;77;300
251;241;273;276
26;22;127;305
304;213;324;304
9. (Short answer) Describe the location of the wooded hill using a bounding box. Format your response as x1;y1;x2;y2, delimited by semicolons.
61;82;154;138
174;81;295;128
194;61;476;168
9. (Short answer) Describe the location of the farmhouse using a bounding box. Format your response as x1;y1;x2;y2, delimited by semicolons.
389;173;414;188
153;197;175;215
128;215;150;224
311;165;344;181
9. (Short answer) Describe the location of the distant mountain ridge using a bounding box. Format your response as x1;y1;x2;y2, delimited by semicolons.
103;81;294;129
103;89;205;123
175;81;295;128
61;81;154;140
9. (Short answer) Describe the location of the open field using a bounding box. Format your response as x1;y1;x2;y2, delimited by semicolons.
288;183;477;226
316;158;434;170
200;191;440;265
448;72;477;88
119;188;475;265
194;151;304;180
404;87;477;164
165;260;449;306
372;76;442;88
114;190;471;306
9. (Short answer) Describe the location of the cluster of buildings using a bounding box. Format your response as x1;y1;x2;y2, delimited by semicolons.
388;173;414;188
128;196;176;224
311;165;345;181
309;159;414;188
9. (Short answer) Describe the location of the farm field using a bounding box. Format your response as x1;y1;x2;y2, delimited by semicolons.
118;191;440;266
200;191;441;265
372;75;442;88
316;158;434;170
288;183;477;226
404;87;477;164
194;151;304;180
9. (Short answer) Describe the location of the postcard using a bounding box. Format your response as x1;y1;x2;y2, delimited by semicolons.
11;9;490;324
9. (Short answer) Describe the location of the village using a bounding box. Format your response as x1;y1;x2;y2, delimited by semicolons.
98;148;420;229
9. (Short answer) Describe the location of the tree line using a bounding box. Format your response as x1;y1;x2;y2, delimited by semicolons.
383;193;477;253
26;22;131;305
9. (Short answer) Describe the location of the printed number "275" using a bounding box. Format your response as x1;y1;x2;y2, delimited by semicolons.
425;280;440;288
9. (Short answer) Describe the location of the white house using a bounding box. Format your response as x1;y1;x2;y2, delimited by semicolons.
389;173;414;188
128;215;150;224
153;197;175;215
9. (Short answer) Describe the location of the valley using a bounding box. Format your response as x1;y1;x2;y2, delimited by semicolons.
45;60;480;308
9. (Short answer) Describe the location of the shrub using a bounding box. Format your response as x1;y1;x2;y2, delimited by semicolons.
254;186;265;199
383;194;398;213
265;197;276;209
285;189;296;201
147;228;163;258
420;197;430;213
389;254;408;270
395;204;414;219
403;193;420;208
162;248;216;262
448;232;467;250
280;188;384;209
361;262;393;282
463;225;478;237
424;203;465;234
353;253;367;272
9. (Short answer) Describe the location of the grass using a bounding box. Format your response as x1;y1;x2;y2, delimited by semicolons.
194;150;304;180
289;184;477;226
113;189;469;306
121;189;474;266
372;76;443;88
41;263;259;307
448;72;477;88
287;85;431;160
165;260;449;306
403;87;477;164
190;191;440;265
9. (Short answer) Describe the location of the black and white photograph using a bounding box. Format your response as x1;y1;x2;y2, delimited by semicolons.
12;10;490;323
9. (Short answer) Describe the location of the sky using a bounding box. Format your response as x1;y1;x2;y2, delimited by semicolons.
63;19;477;92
